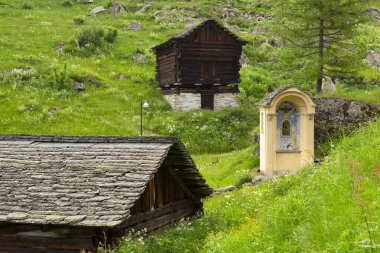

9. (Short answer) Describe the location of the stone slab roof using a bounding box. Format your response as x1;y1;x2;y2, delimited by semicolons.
152;18;248;52
0;135;212;228
256;84;311;106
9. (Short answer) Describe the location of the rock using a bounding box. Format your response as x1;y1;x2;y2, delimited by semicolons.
185;18;195;28
128;20;141;31
368;7;380;21
138;5;150;13
366;50;380;68
77;0;93;3
48;107;62;114
314;97;380;144
161;5;171;10
113;3;125;12
132;53;147;63
268;39;281;47
214;185;235;193
239;52;250;66
74;82;85;91
251;175;266;185
231;25;240;32
118;74;125;80
322;76;336;93
90;6;105;14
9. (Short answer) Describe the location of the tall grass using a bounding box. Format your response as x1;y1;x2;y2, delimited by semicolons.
118;119;380;252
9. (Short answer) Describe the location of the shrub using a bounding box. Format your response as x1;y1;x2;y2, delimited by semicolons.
234;172;253;188
104;29;117;44
62;0;72;7
74;27;118;51
73;15;85;25
52;64;71;91
22;3;33;9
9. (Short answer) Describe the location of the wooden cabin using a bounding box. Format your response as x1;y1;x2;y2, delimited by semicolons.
152;18;248;111
0;135;212;252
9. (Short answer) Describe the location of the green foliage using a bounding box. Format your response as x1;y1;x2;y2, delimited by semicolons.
22;2;33;9
52;64;71;91
194;148;259;188
119;119;380;252
73;15;85;25
272;0;375;92
62;0;72;7
150;106;259;154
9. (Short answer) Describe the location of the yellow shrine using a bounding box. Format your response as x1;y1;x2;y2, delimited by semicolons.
257;85;316;176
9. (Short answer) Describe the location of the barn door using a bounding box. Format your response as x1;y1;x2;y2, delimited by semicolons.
201;93;214;110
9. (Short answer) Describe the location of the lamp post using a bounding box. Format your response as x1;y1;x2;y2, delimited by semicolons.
140;100;149;136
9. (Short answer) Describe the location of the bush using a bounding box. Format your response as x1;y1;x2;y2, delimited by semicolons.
62;0;72;7
22;3;33;9
73;15;85;25
74;27;118;51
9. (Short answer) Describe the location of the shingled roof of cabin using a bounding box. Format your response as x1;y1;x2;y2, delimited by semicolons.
256;84;312;106
152;18;248;52
0;135;212;228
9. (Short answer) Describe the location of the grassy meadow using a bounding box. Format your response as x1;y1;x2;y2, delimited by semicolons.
0;0;379;252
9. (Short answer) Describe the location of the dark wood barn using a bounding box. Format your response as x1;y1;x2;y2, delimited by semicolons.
152;18;248;111
0;135;212;252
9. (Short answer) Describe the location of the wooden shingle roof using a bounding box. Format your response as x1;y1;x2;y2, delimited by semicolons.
152;18;248;52
0;135;212;228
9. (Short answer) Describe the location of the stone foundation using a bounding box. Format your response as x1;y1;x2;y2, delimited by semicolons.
164;93;201;111
164;92;240;111
214;93;240;109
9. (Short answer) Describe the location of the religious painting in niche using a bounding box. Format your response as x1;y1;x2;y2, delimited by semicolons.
276;102;300;151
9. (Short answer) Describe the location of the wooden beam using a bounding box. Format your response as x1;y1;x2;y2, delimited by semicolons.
164;162;196;201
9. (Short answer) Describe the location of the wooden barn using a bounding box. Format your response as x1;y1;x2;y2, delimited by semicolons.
0;135;212;252
152;18;248;111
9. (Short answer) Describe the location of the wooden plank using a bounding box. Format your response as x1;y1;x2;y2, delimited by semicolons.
120;199;193;228
124;206;194;235
0;246;78;253
0;236;96;251
154;168;164;208
164;162;196;201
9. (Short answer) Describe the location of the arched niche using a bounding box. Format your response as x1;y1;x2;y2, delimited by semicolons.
276;101;300;151
257;85;316;176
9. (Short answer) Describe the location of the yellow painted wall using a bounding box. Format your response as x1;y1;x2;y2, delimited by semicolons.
259;87;316;176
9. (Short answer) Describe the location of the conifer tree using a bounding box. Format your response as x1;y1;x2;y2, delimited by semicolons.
273;0;372;93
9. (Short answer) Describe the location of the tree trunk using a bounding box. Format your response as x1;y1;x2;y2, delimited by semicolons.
316;18;324;94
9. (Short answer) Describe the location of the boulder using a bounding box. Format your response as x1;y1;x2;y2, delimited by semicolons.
214;185;235;193
322;76;336;93
74;82;85;91
77;0;93;3
366;50;380;68
138;5;150;13
48;107;62;114
161;5;171;10
231;25;240;32
185;18;195;27
314;97;379;144
368;7;380;21
90;6;105;14
112;3;125;12
132;53;147;63
128;20;141;31
251;175;266;185
239;52;250;66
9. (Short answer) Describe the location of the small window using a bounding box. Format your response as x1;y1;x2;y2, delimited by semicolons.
282;120;291;136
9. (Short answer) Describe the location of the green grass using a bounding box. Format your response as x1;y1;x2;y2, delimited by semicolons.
194;148;259;188
0;0;264;154
118;119;380;252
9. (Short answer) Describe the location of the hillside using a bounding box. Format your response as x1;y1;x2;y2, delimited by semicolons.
0;0;379;154
1;1;380;251
117;118;380;252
